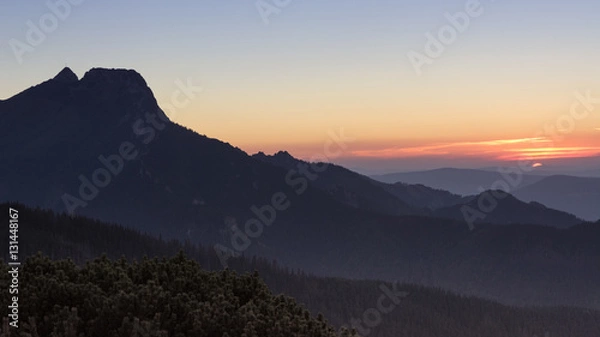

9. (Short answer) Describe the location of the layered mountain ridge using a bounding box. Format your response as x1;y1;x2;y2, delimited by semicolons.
2;67;598;310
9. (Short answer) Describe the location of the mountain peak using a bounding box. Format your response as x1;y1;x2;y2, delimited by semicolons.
53;67;78;83
81;68;148;89
252;150;299;169
252;151;296;161
273;151;294;159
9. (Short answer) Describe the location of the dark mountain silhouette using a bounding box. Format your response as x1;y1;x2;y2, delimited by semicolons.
371;167;598;221
1;68;599;310
253;151;422;216
480;163;600;178
255;151;583;227
513;175;600;221
254;151;465;212
0;67;352;241
433;190;584;228
371;168;545;196
378;182;463;210
53;66;79;83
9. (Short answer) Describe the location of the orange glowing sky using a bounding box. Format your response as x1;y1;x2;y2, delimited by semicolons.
159;78;600;171
348;136;600;162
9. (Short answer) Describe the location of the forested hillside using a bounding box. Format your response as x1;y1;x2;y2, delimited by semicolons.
1;203;599;336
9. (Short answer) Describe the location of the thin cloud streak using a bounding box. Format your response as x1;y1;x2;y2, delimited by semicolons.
499;147;600;161
349;137;549;158
349;137;600;162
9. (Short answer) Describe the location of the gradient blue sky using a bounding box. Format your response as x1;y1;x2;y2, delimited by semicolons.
1;0;599;173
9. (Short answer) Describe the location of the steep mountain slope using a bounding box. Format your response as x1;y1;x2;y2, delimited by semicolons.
253;151;421;216
2;67;449;274
254;151;465;212
0;67;357;242
513;175;600;221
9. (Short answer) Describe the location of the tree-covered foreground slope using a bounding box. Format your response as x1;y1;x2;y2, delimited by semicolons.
0;254;351;337
1;203;599;337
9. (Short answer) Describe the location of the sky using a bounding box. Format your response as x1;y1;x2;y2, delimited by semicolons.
1;0;599;174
